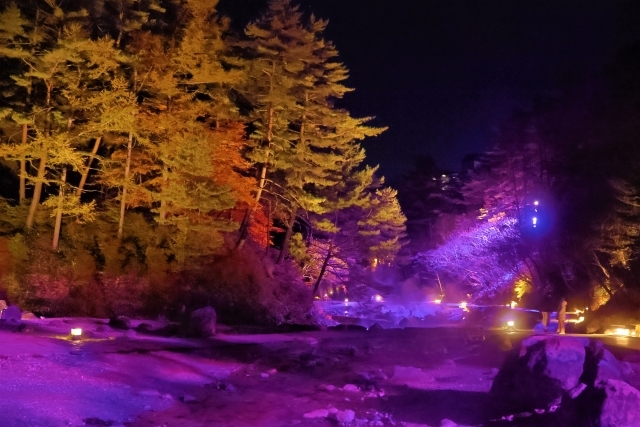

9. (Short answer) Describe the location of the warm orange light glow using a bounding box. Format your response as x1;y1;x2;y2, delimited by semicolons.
459;302;468;310
510;301;517;309
434;299;442;304
507;320;515;327
70;328;82;336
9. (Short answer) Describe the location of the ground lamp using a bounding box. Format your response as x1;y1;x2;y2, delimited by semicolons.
70;328;82;340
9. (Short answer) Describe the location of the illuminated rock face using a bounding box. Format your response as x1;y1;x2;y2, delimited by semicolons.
489;336;637;426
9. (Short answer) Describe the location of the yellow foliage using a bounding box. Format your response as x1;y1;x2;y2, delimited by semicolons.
592;285;611;310
514;278;532;299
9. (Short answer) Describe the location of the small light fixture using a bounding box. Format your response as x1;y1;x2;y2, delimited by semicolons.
510;301;517;309
507;320;515;327
344;298;349;303
434;299;442;304
70;328;82;337
374;294;383;302
534;200;539;206
459;302;468;309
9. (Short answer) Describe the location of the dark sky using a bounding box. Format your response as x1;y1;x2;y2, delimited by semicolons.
217;0;640;179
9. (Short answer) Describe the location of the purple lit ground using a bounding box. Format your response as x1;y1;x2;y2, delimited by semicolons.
1;317;639;427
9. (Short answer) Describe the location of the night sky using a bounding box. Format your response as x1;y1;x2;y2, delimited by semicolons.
218;0;640;179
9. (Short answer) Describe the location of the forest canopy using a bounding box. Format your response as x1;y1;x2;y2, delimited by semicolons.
0;0;406;322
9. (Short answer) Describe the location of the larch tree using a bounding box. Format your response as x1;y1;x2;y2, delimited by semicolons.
0;3;101;248
129;0;243;263
235;0;315;250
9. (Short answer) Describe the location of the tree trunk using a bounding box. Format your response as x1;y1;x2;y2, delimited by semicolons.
19;124;28;203
26;152;48;229
266;200;272;255
76;136;102;197
277;207;297;264
158;165;169;225
312;241;333;296
236;106;273;250
118;133;133;239
237;61;276;250
52;167;66;250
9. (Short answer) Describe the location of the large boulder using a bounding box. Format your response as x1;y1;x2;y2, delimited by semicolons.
490;336;587;413
1;305;21;322
188;306;217;338
597;379;640;427
108;316;132;330
490;335;638;426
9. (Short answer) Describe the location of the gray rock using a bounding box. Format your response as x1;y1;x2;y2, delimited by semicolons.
368;323;384;331
180;394;197;403
490;336;587;413
188;306;217;338
135;322;153;333
138;389;161;397
597;379;640;427
109;316;132;330
303;409;329;419
336;409;355;423
20;311;37;320
440;419;458;427
1;305;21;322
491;335;640;427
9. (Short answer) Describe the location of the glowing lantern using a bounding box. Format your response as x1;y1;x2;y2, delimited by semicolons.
510;301;517;309
459;302;468;310
344;298;349;303
434;299;442;304
507;320;515;327
374;295;383;302
70;328;82;337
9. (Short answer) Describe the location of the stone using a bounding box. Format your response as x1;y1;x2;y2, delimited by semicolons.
343;384;360;392
336;409;355;423
1;305;21;322
440;421;458;427
368;323;384;331
21;311;37;320
123;329;137;338
319;384;336;391
490;336;587;414
109;316;132;330
135;323;153;333
490;335;640;427
303;409;328;419
392;366;434;387
596;379;640;427
188;306;217;338
180;394;197;403
138;389;161;397
0;300;7;311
